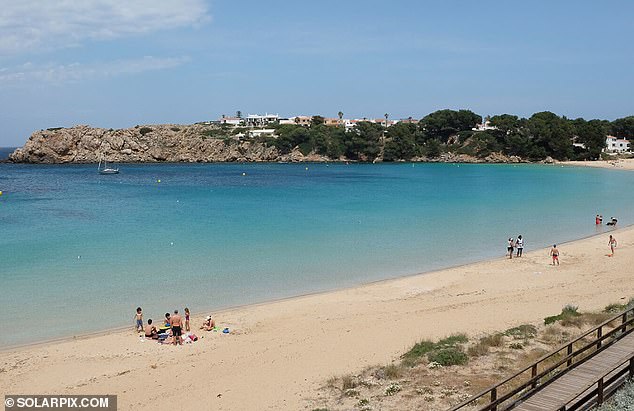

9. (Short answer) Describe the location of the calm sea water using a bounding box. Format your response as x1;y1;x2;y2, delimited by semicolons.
1;163;633;347
0;147;16;160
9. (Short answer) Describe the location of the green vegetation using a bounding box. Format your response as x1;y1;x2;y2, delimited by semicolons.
544;305;581;325
264;109;633;161
401;333;468;367
429;347;469;366
504;324;538;340
139;127;152;136
170;127;181;132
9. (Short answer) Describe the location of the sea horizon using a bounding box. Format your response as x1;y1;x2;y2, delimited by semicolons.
1;162;633;347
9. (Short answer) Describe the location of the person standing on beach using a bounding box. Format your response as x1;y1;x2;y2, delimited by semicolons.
608;235;617;257
515;235;524;257
596;215;601;225
184;307;191;332
171;310;183;346
550;245;560;266
134;307;143;333
507;238;514;259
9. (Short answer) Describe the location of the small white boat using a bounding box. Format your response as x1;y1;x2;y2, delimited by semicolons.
98;157;119;174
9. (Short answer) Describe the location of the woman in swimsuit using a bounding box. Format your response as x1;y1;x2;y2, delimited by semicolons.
185;307;191;332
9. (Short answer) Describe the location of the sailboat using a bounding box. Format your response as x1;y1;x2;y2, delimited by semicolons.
98;156;119;174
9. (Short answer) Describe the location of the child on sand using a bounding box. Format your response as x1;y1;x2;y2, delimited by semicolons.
134;307;143;332
185;307;191;332
507;238;514;259
550;245;560;266
608;235;617;257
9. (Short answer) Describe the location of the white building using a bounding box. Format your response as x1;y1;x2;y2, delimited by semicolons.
605;136;631;153
472;120;497;131
218;115;243;126
248;129;276;138
244;113;279;128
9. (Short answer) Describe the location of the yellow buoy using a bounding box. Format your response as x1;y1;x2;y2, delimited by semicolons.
0;190;3;196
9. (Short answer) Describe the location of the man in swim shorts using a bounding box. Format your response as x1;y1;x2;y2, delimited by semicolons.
608;235;617;257
171;310;183;345
550;244;559;266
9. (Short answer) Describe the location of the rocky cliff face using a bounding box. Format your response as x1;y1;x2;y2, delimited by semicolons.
9;124;526;164
9;124;330;164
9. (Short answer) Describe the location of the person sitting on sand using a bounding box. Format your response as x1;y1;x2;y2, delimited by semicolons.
144;319;158;339
164;312;171;327
200;315;216;331
171;310;183;346
608;235;617;257
550;244;560;266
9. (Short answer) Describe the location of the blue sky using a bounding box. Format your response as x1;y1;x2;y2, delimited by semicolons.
1;0;633;146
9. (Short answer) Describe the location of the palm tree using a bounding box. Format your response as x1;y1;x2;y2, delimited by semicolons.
383;113;389;143
338;111;344;128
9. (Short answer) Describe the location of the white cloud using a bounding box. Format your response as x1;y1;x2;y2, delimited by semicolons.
0;0;210;55
0;56;189;85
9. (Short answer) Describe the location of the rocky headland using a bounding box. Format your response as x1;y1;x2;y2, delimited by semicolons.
8;124;526;164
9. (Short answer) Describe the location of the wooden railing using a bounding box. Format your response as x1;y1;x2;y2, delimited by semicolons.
564;355;634;410
448;307;634;411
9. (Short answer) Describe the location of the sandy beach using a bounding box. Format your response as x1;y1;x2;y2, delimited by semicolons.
1;225;634;410
563;158;634;170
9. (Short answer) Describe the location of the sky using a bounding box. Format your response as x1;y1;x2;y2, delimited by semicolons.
0;0;633;146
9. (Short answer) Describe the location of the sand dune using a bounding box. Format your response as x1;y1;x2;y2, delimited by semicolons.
1;225;633;410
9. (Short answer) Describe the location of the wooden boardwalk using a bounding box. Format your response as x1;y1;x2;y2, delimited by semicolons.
514;331;634;411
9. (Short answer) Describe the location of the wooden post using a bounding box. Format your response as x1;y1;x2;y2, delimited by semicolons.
567;344;573;367
597;326;603;349
598;378;604;405
630;358;634;376
490;387;497;411
623;312;628;332
532;364;538;388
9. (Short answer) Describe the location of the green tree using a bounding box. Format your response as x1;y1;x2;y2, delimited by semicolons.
419;109;482;143
422;138;442;158
526;112;574;160
571;118;608;160
311;115;325;127
274;125;310;154
383;122;418;161
611;116;634;139
347;122;382;160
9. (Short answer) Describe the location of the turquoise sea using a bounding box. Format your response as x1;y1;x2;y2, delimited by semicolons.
1;162;633;347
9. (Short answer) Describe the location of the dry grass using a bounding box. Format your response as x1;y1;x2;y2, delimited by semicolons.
383;364;404;380
341;375;357;390
309;300;634;411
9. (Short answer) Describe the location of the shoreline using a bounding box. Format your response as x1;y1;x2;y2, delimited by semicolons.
3;225;634;410
562;158;634;170
2;224;624;354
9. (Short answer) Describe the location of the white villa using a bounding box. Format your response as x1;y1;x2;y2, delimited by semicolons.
472;120;497;131
605;136;631;153
218;115;243;126
244;114;279;128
